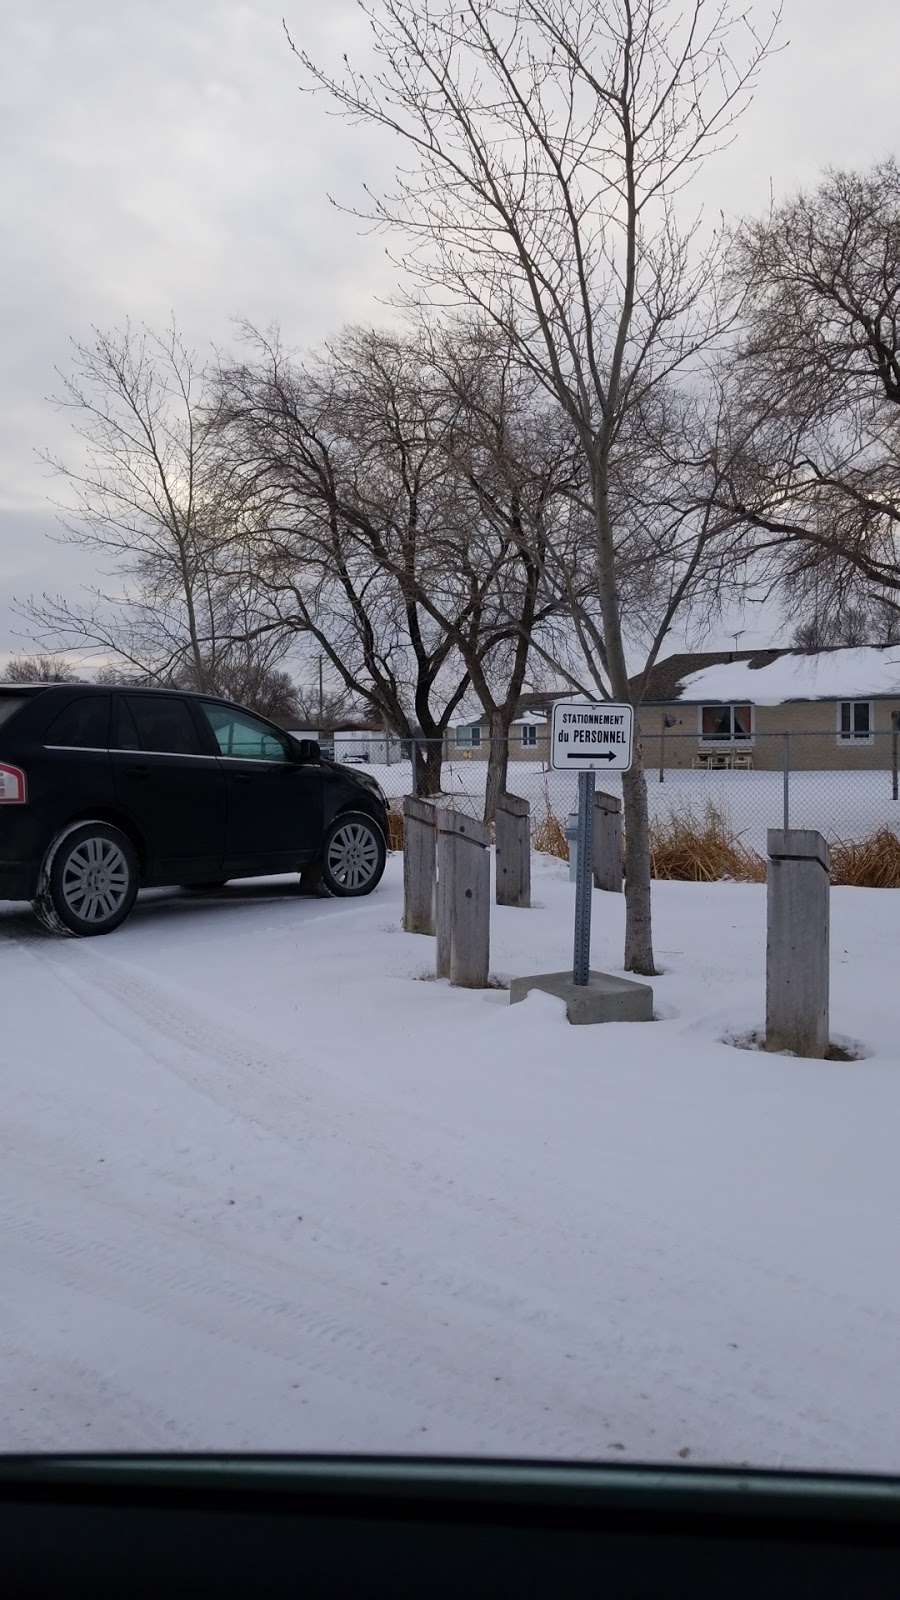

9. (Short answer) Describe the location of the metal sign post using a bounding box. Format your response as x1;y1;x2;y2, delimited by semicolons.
572;769;595;985
550;702;635;989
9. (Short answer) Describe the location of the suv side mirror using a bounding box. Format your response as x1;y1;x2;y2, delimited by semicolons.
295;738;321;762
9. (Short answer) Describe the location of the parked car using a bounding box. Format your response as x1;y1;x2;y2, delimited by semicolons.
0;684;389;937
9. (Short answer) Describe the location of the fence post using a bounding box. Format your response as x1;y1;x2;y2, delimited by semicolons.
592;791;623;893
766;828;830;1058
782;732;790;831
495;792;531;908
402;796;437;935
436;807;491;987
892;711;899;802
565;813;579;882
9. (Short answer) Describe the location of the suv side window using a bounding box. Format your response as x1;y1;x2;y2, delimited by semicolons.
113;695;205;756
44;695;111;748
198;702;291;762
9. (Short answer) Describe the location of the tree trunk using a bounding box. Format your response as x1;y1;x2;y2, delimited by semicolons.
590;466;656;976
414;737;444;797
621;743;656;975
483;710;512;824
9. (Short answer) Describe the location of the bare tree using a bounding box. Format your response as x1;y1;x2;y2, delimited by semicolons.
23;321;241;688
1;653;85;684
398;317;582;817
292;0;780;971
92;634;309;721
722;161;900;631
214;325;475;793
172;644;302;723
792;601;900;652
215;323;569;799
290;684;367;729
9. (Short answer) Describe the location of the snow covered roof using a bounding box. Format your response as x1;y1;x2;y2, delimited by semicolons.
637;647;900;706
447;710;548;727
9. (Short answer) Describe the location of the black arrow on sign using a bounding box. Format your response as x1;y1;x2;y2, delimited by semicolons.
565;749;617;761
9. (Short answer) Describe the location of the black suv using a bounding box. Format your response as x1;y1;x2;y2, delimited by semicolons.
0;684;389;936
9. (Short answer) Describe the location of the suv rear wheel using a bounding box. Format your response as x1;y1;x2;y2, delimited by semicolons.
34;822;140;937
320;812;386;897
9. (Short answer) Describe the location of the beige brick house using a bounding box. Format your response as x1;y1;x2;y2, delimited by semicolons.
633;647;900;772
446;709;550;763
446;647;900;771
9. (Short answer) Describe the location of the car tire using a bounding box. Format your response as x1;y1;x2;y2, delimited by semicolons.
34;821;140;938
319;811;386;898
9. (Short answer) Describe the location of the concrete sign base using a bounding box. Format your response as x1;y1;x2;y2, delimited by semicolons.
509;970;653;1025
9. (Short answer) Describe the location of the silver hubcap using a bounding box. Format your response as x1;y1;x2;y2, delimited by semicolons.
61;837;130;923
326;821;380;890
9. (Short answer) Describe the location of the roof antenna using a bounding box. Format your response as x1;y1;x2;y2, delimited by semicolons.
730;628;744;662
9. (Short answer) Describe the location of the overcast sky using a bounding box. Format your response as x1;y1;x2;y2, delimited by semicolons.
2;0;898;668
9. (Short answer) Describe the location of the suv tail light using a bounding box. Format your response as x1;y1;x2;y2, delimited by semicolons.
0;763;27;803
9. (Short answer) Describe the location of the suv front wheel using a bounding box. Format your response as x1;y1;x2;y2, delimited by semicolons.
34;822;140;937
319;812;386;897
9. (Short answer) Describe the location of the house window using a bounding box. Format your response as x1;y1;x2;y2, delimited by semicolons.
837;701;873;743
455;723;482;749
521;723;538;749
699;704;753;743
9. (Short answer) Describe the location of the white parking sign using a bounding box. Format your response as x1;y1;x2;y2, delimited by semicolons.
551;701;634;771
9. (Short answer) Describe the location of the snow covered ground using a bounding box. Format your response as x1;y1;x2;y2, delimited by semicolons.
2;855;900;1471
370;757;900;852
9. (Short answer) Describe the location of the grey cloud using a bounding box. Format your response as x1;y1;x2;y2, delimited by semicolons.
1;0;897;656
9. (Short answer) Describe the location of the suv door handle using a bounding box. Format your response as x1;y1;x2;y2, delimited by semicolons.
126;764;150;778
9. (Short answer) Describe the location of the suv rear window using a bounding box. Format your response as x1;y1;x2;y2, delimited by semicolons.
44;695;111;748
0;695;29;729
115;695;204;756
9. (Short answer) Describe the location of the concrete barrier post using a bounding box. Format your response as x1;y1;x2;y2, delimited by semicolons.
593;791;623;893
436;808;491;987
402;795;437;935
766;828;830;1058
495;793;531;908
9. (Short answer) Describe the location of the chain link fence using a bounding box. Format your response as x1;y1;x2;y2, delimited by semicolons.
338;729;900;853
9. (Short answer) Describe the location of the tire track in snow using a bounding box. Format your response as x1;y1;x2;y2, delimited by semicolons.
9;926;900;1463
0;1183;600;1457
26;938;900;1367
0;1293;193;1451
0;952;649;1454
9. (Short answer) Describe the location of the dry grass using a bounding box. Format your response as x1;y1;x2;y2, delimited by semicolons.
829;828;900;888
397;783;900;889
386;806;404;852
654;809;900;889
649;801;766;884
530;793;767;881
532;784;569;859
646;814;900;889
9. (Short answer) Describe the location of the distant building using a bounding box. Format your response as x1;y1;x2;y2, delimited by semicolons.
331;730;404;765
446;708;548;762
634;646;900;771
441;648;900;771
